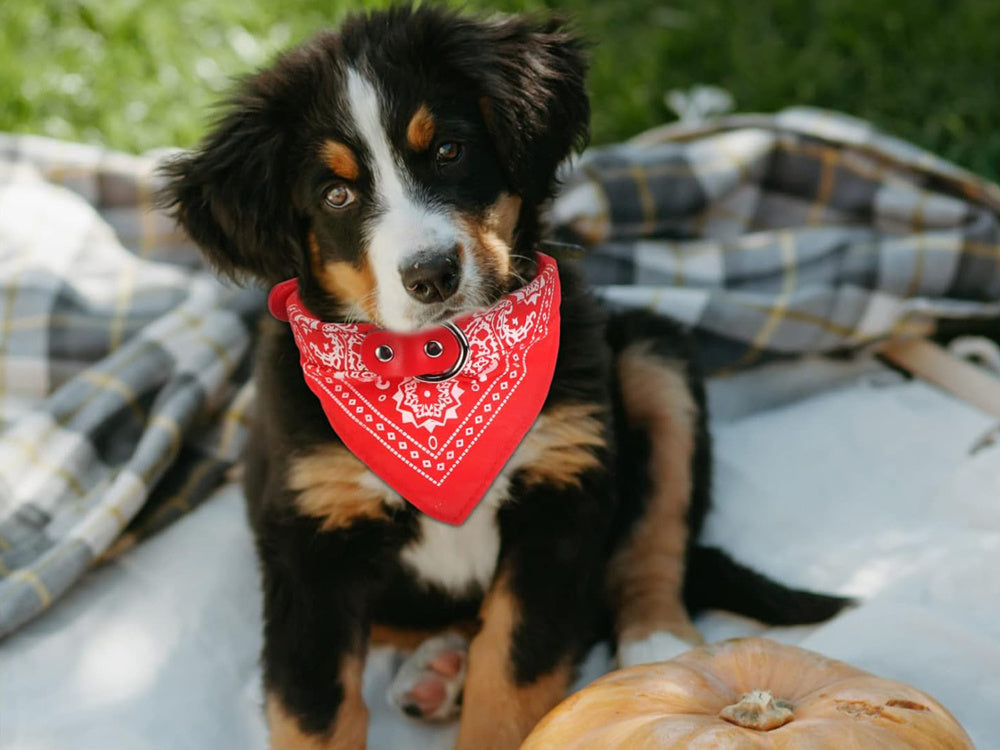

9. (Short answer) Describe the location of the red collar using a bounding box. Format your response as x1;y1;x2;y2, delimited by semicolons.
267;253;562;525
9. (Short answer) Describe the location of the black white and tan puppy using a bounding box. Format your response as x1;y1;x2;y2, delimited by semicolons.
161;6;848;749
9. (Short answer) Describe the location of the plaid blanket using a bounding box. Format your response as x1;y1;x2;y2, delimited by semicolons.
554;107;1000;371
1;107;998;637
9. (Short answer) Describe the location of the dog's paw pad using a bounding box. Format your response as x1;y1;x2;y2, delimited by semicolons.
388;633;468;721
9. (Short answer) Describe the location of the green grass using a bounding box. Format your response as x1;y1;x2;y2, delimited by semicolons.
3;0;999;181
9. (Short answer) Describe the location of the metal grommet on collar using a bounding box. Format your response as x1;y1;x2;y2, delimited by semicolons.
424;340;444;358
375;344;394;362
416;323;469;382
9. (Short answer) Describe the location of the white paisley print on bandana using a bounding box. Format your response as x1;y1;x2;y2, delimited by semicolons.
393;380;465;432
270;253;562;524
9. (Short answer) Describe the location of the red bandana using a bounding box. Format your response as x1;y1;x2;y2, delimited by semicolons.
267;253;561;525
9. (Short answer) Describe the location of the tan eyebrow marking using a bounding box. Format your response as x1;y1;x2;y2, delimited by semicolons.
321;140;360;180
406;103;435;152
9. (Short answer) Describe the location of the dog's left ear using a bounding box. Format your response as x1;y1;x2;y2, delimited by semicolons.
155;55;314;284
440;14;590;204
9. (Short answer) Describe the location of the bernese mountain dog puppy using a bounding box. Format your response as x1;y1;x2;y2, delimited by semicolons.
161;6;848;749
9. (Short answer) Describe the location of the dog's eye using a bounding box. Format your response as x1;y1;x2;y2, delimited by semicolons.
323;184;355;210
435;141;464;165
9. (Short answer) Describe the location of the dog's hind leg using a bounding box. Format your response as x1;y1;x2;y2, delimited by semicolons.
607;315;711;667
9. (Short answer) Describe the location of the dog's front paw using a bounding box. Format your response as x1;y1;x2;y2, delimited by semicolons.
387;633;468;721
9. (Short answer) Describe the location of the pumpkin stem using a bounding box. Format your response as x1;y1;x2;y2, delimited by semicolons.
719;689;795;731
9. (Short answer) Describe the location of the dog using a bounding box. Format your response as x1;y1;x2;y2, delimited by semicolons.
161;6;849;749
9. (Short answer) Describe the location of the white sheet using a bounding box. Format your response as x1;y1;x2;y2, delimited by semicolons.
4;357;998;748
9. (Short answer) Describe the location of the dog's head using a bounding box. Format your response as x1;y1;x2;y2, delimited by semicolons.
161;6;588;331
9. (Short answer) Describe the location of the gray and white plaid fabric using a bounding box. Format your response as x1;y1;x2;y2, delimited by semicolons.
0;135;261;637
556;107;1000;371
1;106;998;637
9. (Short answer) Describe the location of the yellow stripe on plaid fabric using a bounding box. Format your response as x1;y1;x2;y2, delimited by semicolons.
176;309;236;370
6;569;53;609
629;164;659;237
905;192;929;299
104;471;147;532
670;243;685;287
808;147;840;226
720;230;799;374
139;415;186;485
0;311;203;502
0;264;28;424
740;301;859;342
217;385;254;458
965;240;1000;259
0;303;215;554
0;549;63;610
595;152;750;182
80;370;148;424
108;256;137;351
4;434;87;498
149;413;182;455
0;537;98;610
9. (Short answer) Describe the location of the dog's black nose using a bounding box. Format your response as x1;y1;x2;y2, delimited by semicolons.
399;248;461;304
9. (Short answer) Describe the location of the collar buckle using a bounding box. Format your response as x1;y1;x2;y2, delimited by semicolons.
415;323;469;382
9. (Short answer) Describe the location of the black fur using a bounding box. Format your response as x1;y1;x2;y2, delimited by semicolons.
161;6;848;745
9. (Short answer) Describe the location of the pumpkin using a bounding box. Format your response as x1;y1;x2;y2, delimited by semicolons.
521;638;974;749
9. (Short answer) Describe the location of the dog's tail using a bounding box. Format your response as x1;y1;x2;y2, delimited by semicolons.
684;546;853;625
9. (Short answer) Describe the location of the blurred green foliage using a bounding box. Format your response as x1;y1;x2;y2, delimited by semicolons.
2;0;999;180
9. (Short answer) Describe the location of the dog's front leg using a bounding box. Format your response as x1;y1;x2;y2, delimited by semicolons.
259;517;377;750
454;464;613;750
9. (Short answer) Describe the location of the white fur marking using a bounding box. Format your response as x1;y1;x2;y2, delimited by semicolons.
401;492;501;594
617;630;696;668
345;68;475;330
398;414;559;592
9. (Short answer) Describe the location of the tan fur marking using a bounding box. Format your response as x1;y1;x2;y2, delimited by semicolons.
369;621;479;651
517;403;606;489
454;575;572;750
288;445;388;531
266;657;368;749
486;192;522;247
609;344;704;647
320;140;359;181
455;193;521;286
309;233;378;321
406;104;436;151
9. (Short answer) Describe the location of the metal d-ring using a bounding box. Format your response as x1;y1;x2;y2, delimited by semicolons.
416;322;469;382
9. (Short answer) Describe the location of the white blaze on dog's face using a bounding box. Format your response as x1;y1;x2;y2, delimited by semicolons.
162;8;589;328
301;62;524;332
329;68;511;331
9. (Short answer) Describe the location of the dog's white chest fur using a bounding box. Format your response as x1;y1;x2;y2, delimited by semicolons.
399;474;513;592
400;498;501;593
394;411;581;592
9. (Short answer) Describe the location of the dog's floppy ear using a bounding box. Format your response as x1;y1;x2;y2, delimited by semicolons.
158;68;306;283
440;14;590;204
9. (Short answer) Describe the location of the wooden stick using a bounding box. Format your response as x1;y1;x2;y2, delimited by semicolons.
880;338;1000;419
